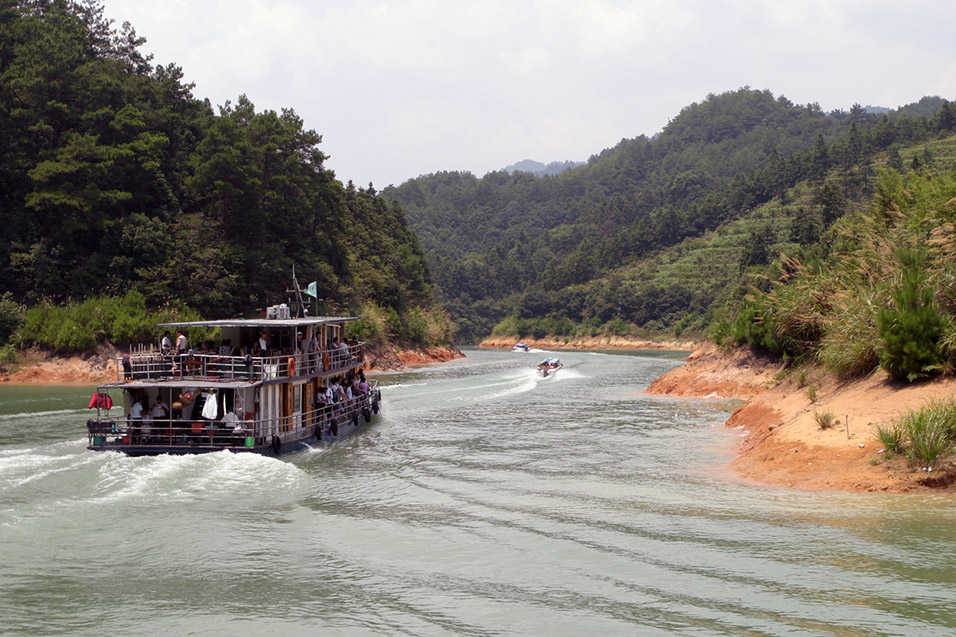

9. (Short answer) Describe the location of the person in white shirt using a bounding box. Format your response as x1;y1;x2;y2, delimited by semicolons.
161;330;172;356
151;396;169;419
224;409;242;437
255;331;268;356
130;397;144;419
129;395;145;443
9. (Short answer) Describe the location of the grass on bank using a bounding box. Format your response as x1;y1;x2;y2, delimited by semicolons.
876;398;956;469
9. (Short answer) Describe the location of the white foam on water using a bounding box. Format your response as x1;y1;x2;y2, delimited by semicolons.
90;450;310;505
485;369;539;399
552;368;586;380
0;408;87;421
0;442;101;487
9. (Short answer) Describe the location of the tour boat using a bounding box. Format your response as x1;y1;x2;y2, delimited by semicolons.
536;357;562;378
86;295;381;456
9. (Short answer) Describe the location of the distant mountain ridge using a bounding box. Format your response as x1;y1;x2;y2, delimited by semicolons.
502;159;585;177
385;88;956;343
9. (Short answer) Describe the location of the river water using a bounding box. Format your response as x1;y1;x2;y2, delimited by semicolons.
1;348;955;636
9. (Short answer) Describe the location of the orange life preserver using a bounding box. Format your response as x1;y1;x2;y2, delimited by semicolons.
323;352;330;371
287;357;295;377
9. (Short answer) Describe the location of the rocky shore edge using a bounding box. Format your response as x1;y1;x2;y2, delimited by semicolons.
478;335;695;351
646;341;956;492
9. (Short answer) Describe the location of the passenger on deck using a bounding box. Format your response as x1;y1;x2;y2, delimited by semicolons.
174;329;188;375
171;388;195;421
161;330;172;356
306;333;318;372
322;384;334;406
130;395;145;420
219;339;234;356
129;394;144;443
332;377;350;405
151;395;169;420
253;331;268;357
224;408;241;436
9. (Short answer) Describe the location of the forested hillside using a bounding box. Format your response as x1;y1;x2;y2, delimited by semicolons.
385;89;956;342
0;0;446;354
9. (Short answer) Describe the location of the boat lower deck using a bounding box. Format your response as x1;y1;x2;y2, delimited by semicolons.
88;385;381;456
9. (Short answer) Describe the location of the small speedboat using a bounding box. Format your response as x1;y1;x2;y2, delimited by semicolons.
512;343;531;352
536;357;562;377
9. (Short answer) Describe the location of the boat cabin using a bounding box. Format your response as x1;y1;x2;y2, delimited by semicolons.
87;315;381;455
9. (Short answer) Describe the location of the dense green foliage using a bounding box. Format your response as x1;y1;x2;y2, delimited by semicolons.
876;248;946;381
0;1;441;352
18;291;202;353
386;89;956;343
734;169;956;381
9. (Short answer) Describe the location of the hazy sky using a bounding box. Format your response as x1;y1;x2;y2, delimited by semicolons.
103;0;956;188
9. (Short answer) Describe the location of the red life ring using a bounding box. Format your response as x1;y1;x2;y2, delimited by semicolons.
287;357;295;377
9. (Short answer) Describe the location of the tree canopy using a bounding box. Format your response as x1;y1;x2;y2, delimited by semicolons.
0;0;442;351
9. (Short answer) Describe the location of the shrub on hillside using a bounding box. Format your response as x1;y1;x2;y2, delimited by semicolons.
18;293;202;354
0;292;25;345
877;249;946;381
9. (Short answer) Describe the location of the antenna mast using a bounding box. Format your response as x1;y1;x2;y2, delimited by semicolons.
287;266;311;318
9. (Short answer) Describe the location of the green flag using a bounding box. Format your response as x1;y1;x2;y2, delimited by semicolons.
305;281;318;298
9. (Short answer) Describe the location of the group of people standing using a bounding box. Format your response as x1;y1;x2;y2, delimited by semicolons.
316;369;369;409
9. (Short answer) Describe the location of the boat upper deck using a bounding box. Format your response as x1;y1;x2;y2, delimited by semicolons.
112;342;365;387
112;314;366;387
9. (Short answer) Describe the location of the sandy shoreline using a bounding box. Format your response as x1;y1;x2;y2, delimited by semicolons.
646;342;956;492
478;335;696;351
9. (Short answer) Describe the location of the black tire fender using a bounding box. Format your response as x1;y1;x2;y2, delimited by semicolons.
271;436;281;455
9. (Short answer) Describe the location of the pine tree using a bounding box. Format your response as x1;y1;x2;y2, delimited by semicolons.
877;249;945;381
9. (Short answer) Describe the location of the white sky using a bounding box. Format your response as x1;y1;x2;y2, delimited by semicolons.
103;0;956;188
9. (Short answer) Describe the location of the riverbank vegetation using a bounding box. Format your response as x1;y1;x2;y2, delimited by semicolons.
0;1;446;358
726;169;956;383
386;90;956;344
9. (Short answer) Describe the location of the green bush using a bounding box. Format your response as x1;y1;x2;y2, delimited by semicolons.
875;422;905;455
18;294;202;354
0;343;18;364
405;306;428;346
813;410;836;429
0;292;25;345
877;249;946;382
899;399;956;468
730;299;781;353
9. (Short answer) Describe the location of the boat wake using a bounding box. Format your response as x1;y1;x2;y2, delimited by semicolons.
485;369;538;399
90;451;310;505
0;408;93;422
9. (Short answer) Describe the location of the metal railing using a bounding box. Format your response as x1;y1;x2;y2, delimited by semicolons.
116;343;366;382
87;382;380;450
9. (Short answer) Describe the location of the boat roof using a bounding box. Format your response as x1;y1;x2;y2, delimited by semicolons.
158;317;358;329
98;379;254;390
